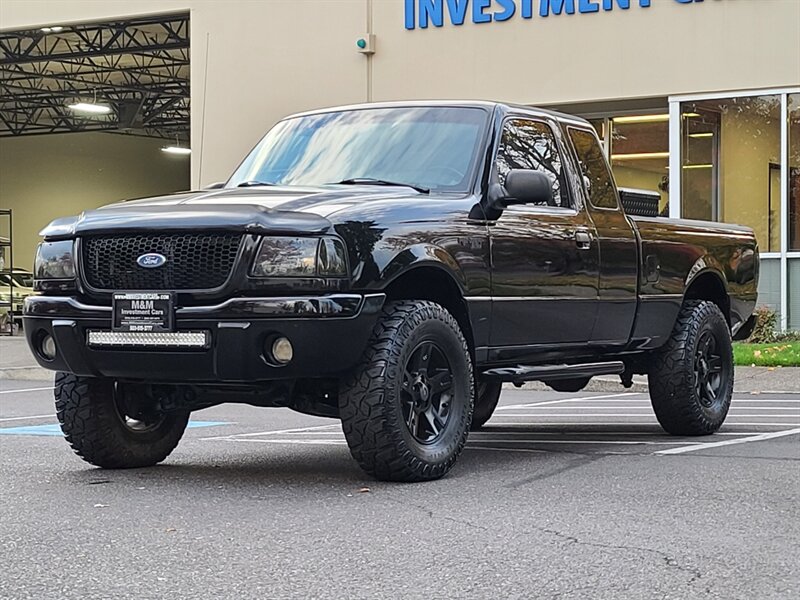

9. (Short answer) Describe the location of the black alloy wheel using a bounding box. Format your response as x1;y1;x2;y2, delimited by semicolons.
400;341;454;444
693;330;725;408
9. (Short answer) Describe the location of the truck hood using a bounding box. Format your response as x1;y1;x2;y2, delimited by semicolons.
39;185;433;239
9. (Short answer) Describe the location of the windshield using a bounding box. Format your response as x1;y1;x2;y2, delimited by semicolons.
227;107;489;192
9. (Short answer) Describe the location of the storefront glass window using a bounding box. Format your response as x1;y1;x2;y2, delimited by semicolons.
609;115;669;216
789;94;800;251
680;95;782;252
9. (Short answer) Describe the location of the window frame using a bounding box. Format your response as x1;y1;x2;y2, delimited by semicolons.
493;115;578;214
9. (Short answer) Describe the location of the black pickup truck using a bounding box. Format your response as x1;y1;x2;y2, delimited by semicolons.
24;102;759;482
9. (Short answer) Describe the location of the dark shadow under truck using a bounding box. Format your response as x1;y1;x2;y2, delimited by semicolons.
24;101;759;482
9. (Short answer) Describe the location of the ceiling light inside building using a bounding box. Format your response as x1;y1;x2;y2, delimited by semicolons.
67;102;112;114
161;146;191;155
611;152;670;160
40;26;64;33
689;132;714;138
683;164;713;169
613;114;669;124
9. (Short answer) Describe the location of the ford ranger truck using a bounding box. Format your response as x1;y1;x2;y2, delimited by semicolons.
24;102;759;482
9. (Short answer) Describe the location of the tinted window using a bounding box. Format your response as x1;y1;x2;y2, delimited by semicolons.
495;119;570;208
568;128;618;209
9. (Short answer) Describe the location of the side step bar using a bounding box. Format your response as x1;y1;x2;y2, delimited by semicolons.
482;361;625;385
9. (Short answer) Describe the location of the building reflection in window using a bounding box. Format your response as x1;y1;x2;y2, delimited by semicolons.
681;96;781;252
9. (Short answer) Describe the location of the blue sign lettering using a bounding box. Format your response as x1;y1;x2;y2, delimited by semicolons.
540;0;575;17
405;0;702;30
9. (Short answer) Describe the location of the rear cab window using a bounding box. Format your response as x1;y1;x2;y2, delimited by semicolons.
567;128;619;210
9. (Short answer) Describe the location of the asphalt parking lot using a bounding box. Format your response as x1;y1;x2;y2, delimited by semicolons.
1;379;798;600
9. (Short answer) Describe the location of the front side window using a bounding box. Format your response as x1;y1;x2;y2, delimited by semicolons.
569;128;619;210
227;107;489;193
495;119;570;208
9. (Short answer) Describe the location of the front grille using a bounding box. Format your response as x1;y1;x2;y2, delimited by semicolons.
81;233;242;291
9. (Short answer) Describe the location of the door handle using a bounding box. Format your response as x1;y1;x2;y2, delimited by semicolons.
575;230;592;250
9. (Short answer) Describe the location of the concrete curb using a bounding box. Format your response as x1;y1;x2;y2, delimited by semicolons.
503;377;648;394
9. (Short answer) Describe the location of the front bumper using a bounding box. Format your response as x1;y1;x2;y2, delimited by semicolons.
23;293;385;383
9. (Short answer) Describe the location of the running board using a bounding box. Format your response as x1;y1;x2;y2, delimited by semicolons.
482;361;625;384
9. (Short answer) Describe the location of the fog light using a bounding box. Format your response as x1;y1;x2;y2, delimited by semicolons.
41;334;57;360
271;337;293;364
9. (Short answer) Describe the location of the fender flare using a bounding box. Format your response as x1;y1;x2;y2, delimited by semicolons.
378;243;468;292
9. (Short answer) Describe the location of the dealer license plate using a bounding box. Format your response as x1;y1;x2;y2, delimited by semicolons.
112;292;174;333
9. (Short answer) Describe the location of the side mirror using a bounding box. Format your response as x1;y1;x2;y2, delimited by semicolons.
491;169;554;209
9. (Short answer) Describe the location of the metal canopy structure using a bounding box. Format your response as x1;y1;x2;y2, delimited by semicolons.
0;13;189;140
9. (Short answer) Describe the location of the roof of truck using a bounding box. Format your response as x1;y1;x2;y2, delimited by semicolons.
283;100;593;129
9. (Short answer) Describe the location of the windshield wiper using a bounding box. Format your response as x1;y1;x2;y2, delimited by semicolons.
236;180;276;188
334;178;430;194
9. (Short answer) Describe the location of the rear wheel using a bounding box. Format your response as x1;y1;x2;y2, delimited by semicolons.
470;380;502;430
648;300;734;436
339;300;473;482
55;372;189;468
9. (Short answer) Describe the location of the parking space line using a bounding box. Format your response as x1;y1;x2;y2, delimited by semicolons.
487;421;796;427
655;428;800;455
0;386;54;395
497;393;642;411
201;423;339;441
211;437;348;446
509;406;799;411
468;438;714;445
496;413;658;417
467;446;548;454
0;414;54;422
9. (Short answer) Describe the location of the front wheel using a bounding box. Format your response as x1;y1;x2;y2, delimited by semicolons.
339;301;474;482
647;300;734;436
55;373;189;468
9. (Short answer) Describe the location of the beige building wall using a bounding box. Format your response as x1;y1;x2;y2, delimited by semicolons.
371;0;800;105
0;133;190;269
3;0;798;189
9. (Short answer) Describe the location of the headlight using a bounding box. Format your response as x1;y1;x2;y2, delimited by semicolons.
251;237;347;277
34;241;76;279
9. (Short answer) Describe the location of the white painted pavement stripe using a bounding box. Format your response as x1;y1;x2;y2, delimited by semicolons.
655;428;800;455
511;406;800;411
291;429;766;437
200;423;339;441
496;413;658;417
243;432;713;446
468;438;715;446
0;386;54;395
0;413;54;422
211;438;348;446
467;446;547;454
487;421;797;427
493;413;800;418
497;393;641;411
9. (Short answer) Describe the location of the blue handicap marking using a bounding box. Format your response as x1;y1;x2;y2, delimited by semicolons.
0;421;230;437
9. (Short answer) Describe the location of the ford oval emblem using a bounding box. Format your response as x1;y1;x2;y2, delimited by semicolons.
136;253;167;268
